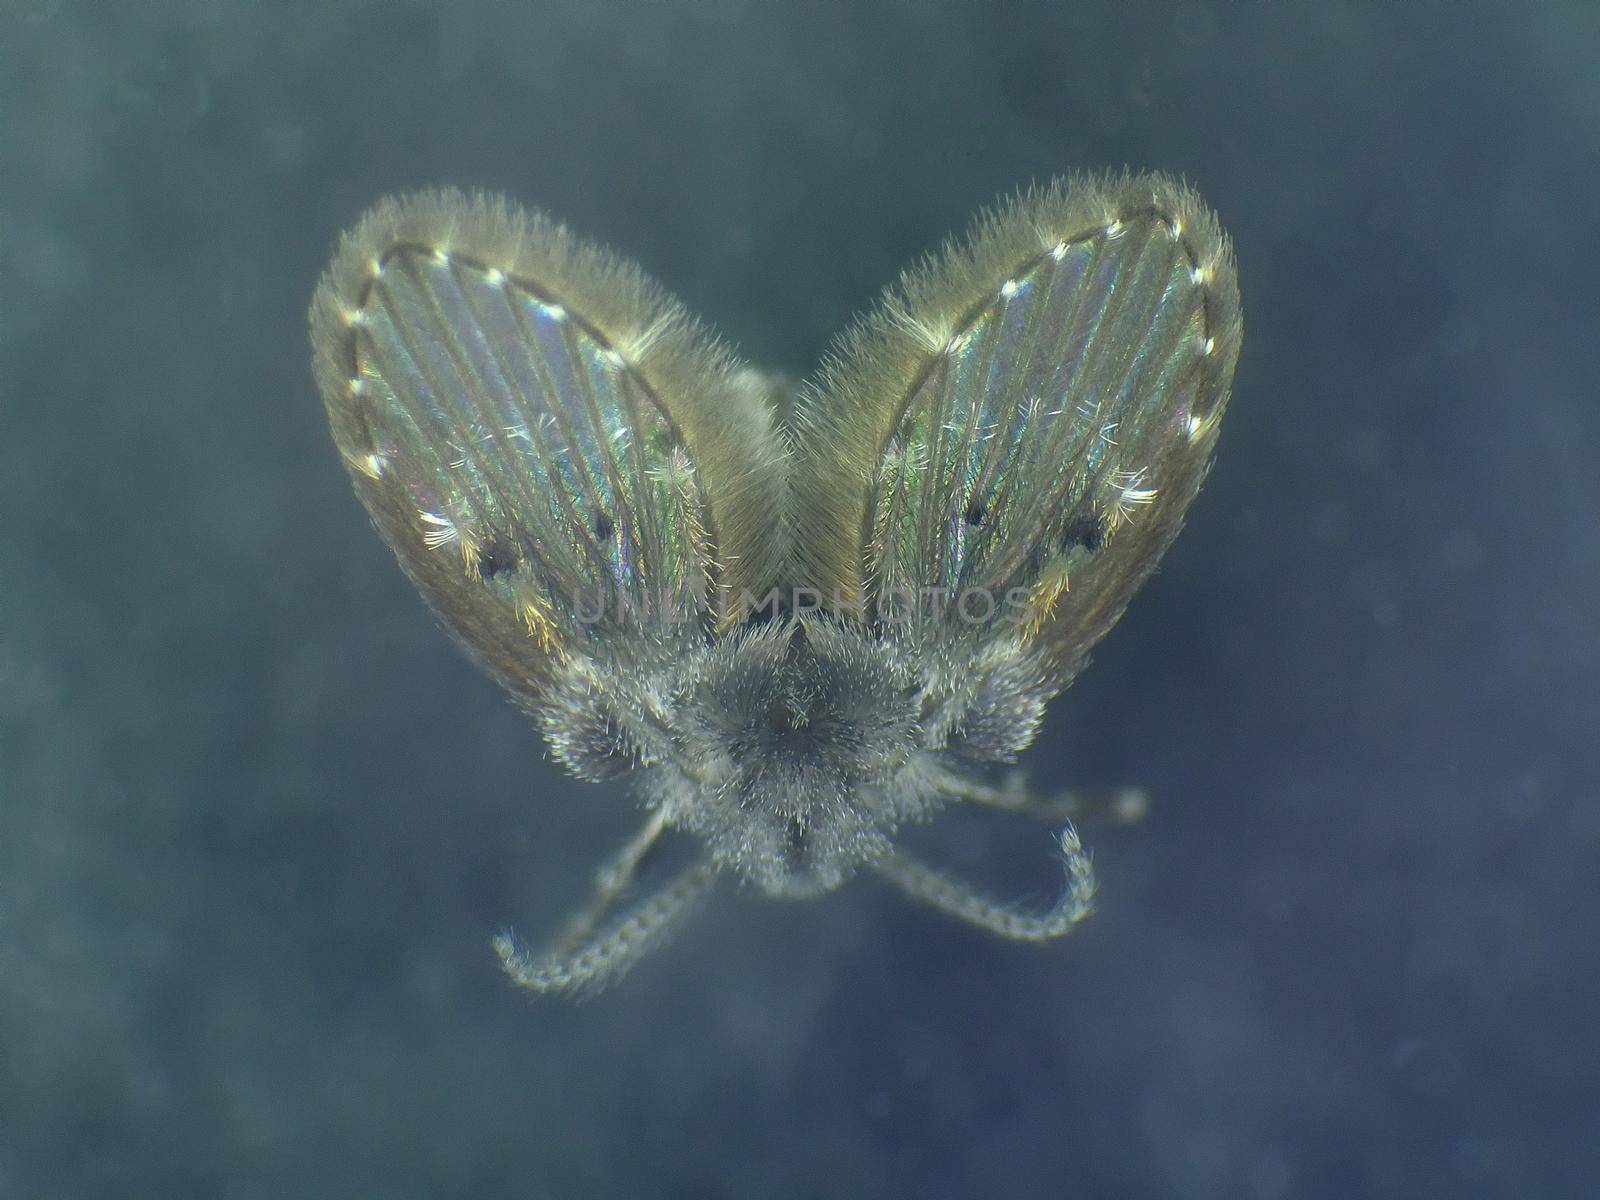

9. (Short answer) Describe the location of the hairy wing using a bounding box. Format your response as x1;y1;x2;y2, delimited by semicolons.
310;190;786;701
796;172;1241;680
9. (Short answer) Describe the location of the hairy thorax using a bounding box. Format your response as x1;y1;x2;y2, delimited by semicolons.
544;616;1057;897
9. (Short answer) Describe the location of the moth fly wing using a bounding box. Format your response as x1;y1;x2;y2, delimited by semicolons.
793;171;1240;689
310;190;789;711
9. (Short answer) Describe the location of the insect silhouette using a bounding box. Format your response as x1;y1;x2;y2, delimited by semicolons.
310;171;1241;994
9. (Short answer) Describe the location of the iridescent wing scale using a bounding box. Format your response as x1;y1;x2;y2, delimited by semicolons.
310;191;785;702
796;172;1241;682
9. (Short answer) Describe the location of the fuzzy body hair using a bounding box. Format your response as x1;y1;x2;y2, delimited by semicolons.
308;171;1241;993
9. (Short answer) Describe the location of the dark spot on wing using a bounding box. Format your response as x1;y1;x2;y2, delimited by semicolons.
1059;506;1107;553
476;539;518;579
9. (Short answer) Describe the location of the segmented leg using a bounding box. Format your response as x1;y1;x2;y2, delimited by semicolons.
871;825;1096;941
494;861;718;996
552;808;670;954
932;766;1148;826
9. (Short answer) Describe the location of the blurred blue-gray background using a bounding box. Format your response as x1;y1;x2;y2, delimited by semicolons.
3;2;1597;1197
